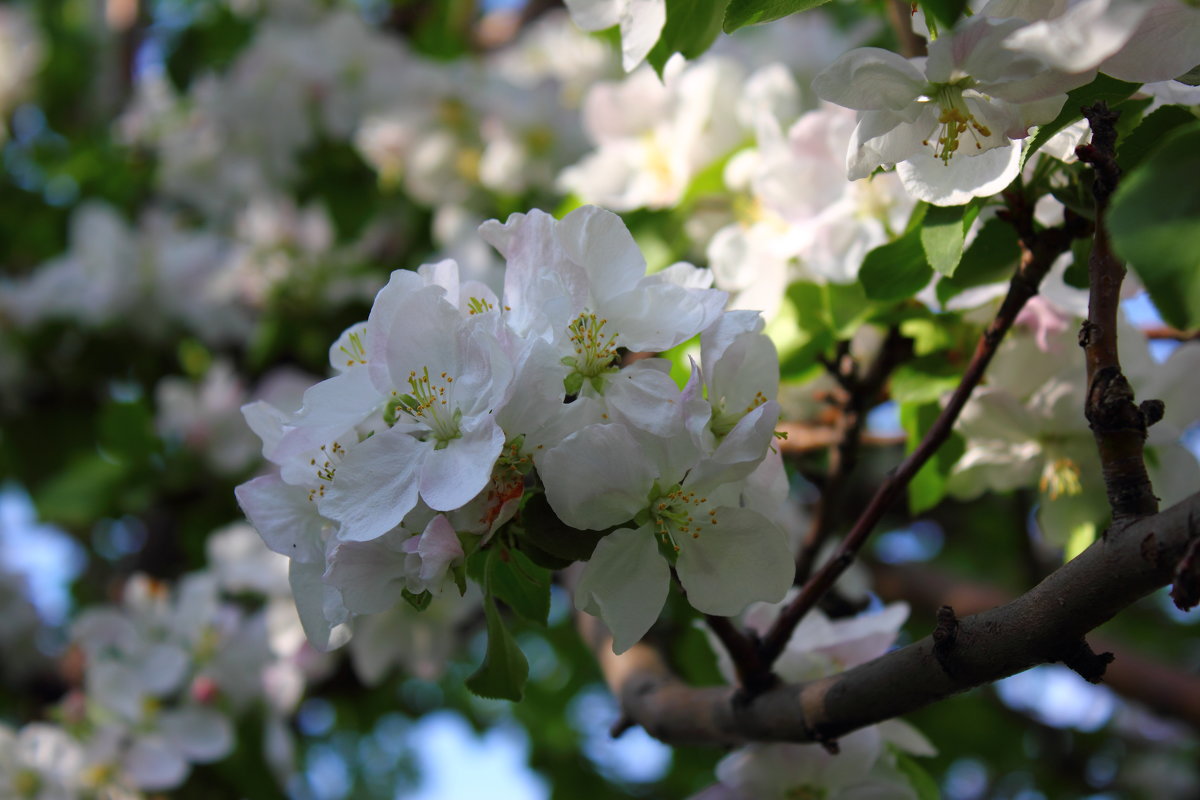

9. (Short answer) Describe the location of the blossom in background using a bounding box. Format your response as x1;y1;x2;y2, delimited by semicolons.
562;0;666;72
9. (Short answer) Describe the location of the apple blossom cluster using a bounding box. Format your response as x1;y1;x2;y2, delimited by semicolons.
235;204;795;654
811;0;1200;204
0;526;301;797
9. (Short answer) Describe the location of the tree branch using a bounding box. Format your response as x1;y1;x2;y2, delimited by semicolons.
873;560;1200;731
580;492;1200;747
1076;102;1161;521
756;211;1087;671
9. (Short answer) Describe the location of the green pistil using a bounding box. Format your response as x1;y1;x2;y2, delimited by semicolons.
561;311;621;395
923;80;991;164
645;482;715;560
710;390;769;438
386;367;464;448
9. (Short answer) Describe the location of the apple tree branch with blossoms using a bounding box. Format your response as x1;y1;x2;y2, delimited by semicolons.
1;0;1200;797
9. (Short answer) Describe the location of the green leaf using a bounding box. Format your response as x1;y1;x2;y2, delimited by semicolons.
920;0;968;29
1108;120;1200;330
487;548;551;626
402;589;433;611
890;358;964;405
935;217;1020;305
920;202;979;277
1022;74;1142;169
895;752;941;800
1175;64;1200;86
465;597;529;702
859;227;932;302
900;401;965;514
98;400;158;465
723;0;833;33
1117;104;1198;173
519;493;608;564
648;0;730;76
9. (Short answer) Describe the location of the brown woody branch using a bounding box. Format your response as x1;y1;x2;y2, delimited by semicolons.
873;560;1200;730
580;491;1200;747
755;209;1088;673
1076;102;1160;520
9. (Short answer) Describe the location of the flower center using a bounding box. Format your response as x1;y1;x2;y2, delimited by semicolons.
388;367;464;448
466;296;495;315
710;390;769;438
650;484;715;554
1040;457;1083;500
923;82;992;164
307;440;346;501
561;312;621;394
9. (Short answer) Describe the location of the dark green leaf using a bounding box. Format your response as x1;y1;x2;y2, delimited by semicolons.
1175;64;1200;86
1117;104;1198;173
723;0;833;33
648;0;730;76
1108;121;1200;329
487;548;551;626
935;217;1020;305
900;401;965;514
920;202;979;277
519;493;609;564
859;228;932;302
920;0;968;29
465;597;529;701
1022;74;1141;169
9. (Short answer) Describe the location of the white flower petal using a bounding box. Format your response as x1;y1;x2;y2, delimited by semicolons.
575;525;670;654
676;507;793;617
319;427;422;542
539;423;656;530
235;474;327;563
897;143;1021;205
418;417;505;511
160;706;234;763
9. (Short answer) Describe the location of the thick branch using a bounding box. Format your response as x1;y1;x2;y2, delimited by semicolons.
757;214;1084;670
582;492;1200;747
1077;102;1159;519
873;561;1200;731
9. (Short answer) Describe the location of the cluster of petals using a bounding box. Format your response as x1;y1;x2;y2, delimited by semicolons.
236;205;794;654
813;0;1200;204
698;600;935;799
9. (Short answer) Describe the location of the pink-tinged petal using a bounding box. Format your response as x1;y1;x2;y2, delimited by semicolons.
417;515;465;585
619;0;667;72
288;561;351;653
235;474;328;564
419;417;504;511
124;736;189;790
271;369;382;463
538;423;656;530
159;707;234;763
676;508;793;617
813;48;926;112
575;525;669;654
897;142;1021;206
318;427;422;542
557;205;648;304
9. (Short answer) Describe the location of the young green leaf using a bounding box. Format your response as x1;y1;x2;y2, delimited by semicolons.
859;228;932;302
465;596;529;702
487;547;552;626
920;202;979;277
723;0;834;33
647;0;730;76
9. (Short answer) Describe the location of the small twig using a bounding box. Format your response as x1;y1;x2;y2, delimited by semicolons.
795;327;912;581
1077;102;1160;520
755;206;1089;675
703;615;774;695
1054;639;1115;684
1141;325;1200;341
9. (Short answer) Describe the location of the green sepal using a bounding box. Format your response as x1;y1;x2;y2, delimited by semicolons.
401;589;433;611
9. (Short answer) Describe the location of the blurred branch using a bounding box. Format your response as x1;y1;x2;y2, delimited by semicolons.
579;491;1200;747
886;0;926;58
1141;325;1200;341
756;208;1089;675
872;561;1200;732
794;327;912;582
